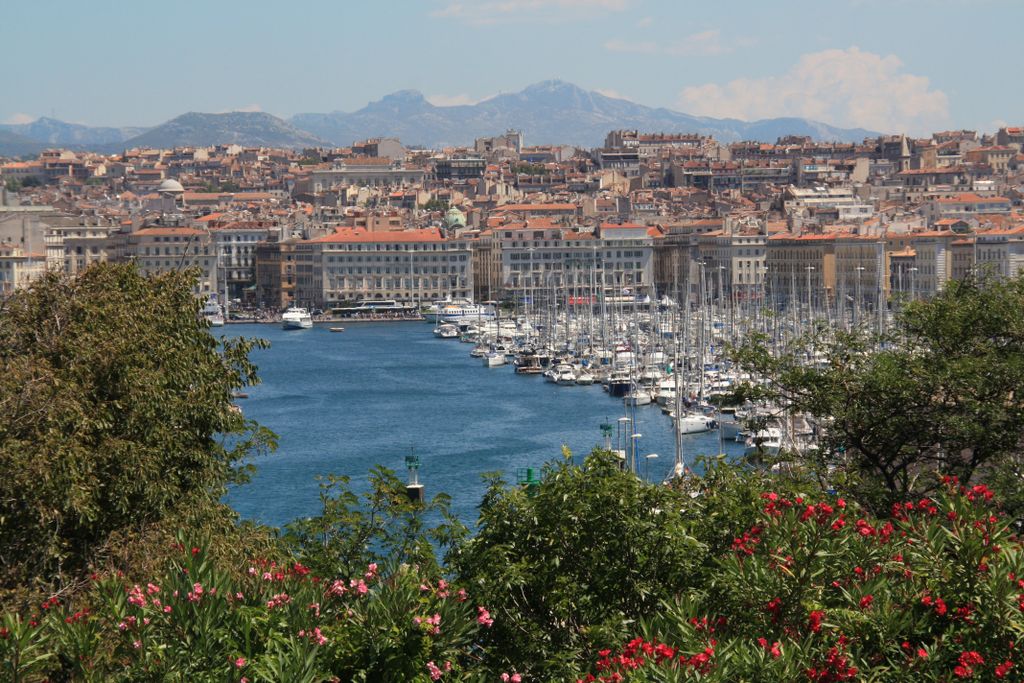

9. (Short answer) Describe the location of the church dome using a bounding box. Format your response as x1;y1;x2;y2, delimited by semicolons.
156;178;185;194
444;206;466;229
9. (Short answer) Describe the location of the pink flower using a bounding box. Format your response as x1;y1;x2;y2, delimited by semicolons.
456;588;468;602
426;661;443;680
132;640;142;650
163;605;172;614
235;657;246;668
477;606;494;628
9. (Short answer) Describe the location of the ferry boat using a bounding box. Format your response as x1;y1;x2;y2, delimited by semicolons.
439;301;496;324
335;299;416;317
281;306;313;330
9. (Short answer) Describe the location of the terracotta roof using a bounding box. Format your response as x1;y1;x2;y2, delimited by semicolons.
133;227;206;237
309;227;443;244
936;193;1009;204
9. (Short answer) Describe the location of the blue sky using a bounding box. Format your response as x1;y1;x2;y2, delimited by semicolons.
5;0;1021;135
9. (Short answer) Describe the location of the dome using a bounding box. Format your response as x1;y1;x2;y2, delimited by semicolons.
444;207;466;229
156;178;185;194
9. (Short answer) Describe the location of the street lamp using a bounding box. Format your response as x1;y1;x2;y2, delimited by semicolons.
855;266;866;327
644;453;659;482
908;267;918;302
805;265;815;321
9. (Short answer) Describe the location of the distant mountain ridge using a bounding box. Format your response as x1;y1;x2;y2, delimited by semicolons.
0;117;145;148
290;80;880;147
116;112;327;150
0;81;881;156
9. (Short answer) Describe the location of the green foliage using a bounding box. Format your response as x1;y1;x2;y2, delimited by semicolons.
732;274;1024;512
512;163;547;176
280;467;467;580
580;481;1024;682
449;450;705;678
3;539;488;682
0;264;275;597
420;198;449;212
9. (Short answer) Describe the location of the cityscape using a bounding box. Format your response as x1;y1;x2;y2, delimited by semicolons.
2;124;1023;311
5;1;1024;680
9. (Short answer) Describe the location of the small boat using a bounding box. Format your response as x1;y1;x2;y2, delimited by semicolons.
329;326;345;333
282;306;313;330
624;390;652;407
744;427;783;458
483;351;506;368
554;364;577;385
672;411;718;435
575;371;595;386
433;324;459;339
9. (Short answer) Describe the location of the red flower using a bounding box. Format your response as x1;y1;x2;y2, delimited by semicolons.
995;660;1013;678
859;595;874;609
808;610;825;633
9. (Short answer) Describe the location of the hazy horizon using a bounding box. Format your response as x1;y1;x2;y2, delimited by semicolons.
6;0;1022;136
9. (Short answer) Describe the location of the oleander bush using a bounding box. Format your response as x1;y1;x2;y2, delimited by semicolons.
1;540;493;683
575;478;1024;682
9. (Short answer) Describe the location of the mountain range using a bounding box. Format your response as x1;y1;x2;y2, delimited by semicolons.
0;80;880;157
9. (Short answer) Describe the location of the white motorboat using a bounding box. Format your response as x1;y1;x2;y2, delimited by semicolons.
672;411;717;435
575;371;595;386
483;351;506;367
554;364;577;385
433;323;459;339
624;390;652;407
744;427;783;458
281;306;313;330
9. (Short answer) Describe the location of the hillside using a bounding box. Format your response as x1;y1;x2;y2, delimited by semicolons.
117;111;327;150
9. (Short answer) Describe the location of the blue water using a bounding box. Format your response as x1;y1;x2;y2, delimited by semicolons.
222;322;744;528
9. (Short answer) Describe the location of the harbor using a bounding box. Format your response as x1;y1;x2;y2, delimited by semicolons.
222;320;745;528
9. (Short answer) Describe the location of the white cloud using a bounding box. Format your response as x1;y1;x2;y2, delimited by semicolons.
603;38;658;54
232;104;263;113
434;0;630;25
426;93;490;107
4;113;35;125
676;47;950;134
604;30;732;57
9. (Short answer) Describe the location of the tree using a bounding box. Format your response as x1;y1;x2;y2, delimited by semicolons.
732;273;1024;512
0;264;274;597
449;450;706;678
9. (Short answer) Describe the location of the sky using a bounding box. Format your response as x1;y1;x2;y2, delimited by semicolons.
4;0;1021;136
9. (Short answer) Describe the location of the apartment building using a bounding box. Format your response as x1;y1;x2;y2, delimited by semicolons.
254;236;298;310
123;227;218;295
0;243;46;295
765;233;837;308
295;228;473;308
498;222;654;297
43;223;117;274
693;230;768;301
209;221;276;299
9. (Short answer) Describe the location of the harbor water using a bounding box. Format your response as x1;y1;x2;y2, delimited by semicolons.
223;322;745;528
